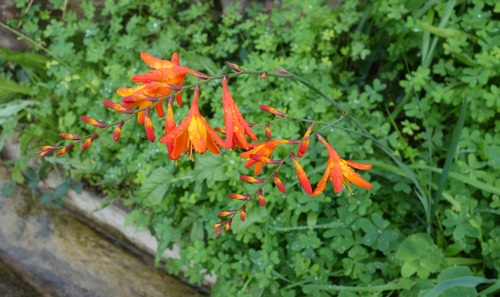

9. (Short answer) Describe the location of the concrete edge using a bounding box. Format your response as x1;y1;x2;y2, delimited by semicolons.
1;137;216;286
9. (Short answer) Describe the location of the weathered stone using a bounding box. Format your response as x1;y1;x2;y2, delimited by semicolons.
0;164;204;297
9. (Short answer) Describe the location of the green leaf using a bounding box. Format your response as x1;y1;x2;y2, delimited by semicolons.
0;79;32;96
396;233;442;279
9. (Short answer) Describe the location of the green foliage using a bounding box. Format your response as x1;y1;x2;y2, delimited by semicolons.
1;0;499;296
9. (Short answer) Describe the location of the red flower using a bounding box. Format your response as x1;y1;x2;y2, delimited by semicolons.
312;133;372;196
221;77;257;150
159;85;225;160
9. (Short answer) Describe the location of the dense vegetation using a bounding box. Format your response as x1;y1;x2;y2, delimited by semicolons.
1;0;499;296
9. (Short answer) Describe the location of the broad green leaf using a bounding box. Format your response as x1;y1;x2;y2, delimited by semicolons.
396;233;442;279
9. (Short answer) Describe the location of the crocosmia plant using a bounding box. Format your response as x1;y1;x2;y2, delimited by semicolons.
38;52;374;236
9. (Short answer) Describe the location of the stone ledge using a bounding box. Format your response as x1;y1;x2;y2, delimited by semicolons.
1;136;216;286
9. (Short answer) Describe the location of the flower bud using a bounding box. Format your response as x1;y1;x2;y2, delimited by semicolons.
260;105;287;117
258;189;265;207
82;133;97;150
57;144;74;156
59;133;82;140
240;175;266;184
265;122;271;139
81;116;107;128
103;100;134;114
144;107;155;142
226;61;242;72
275;68;292;75
229;193;251;200
273;172;286;193
240;205;246;222
224;218;233;232
113;120;124;142
298;122;314;158
218;209;236;217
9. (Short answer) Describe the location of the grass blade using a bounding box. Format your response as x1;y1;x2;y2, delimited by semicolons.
424;276;497;297
432;95;467;216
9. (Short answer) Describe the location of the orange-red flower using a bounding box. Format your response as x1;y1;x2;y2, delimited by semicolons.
117;52;205;124
240;140;290;174
132;52;208;106
117;82;169;125
159;85;225;160
312;133;372;196
221;77;257;150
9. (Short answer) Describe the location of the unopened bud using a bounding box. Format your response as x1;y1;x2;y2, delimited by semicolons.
194;71;210;80
81;116;107;128
218;209;236;217
240;205;246;222
224;218;233;232
103;100;134;114
226;61;242;72
229;193;252;200
57;144;74;156
273;172;286;193
258;189;265;207
59;133;82;140
113;120;124;142
275;68;292;75
265;122;271;139
260;105;287;117
82;133;97;150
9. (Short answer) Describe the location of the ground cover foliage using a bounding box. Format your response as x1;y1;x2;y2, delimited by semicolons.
1;0;499;296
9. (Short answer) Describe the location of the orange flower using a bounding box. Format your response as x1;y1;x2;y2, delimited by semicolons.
117;82;169;124
117;52;207;124
132;52;207;106
312;133;372;196
240;140;289;174
221;77;257;150
159;85;225;160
